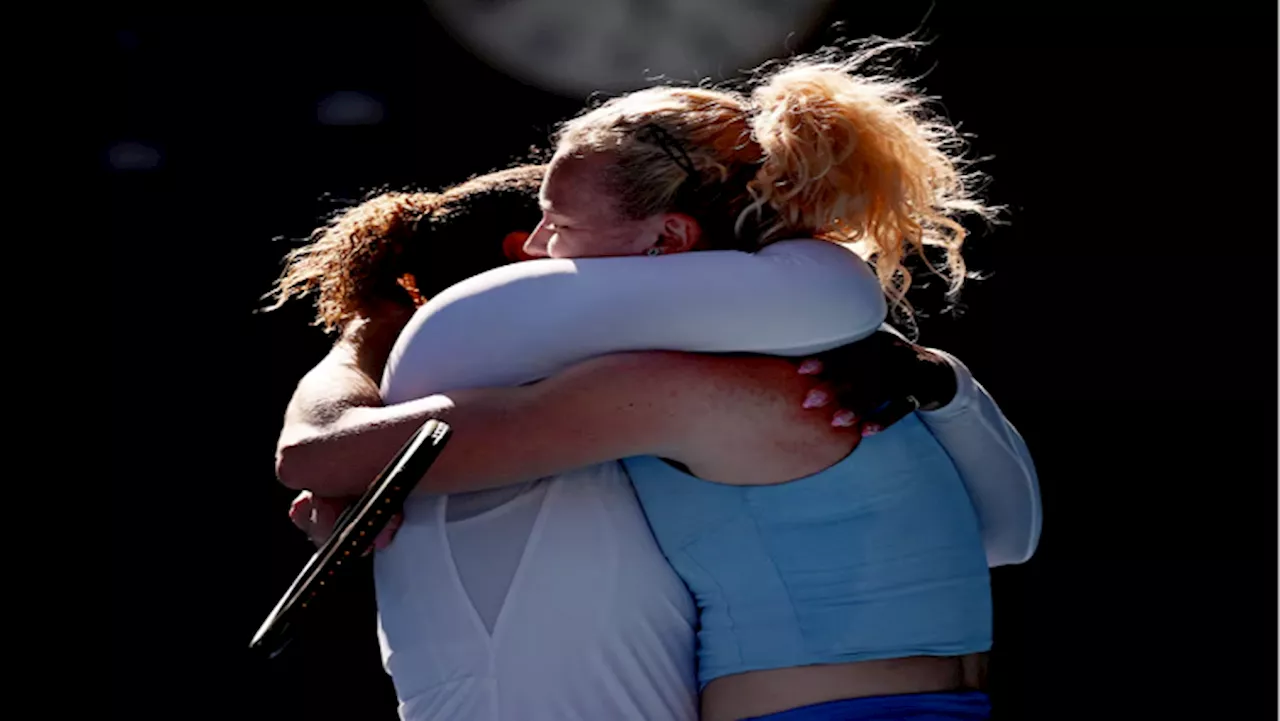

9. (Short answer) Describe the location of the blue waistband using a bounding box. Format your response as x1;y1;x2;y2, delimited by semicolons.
743;691;991;721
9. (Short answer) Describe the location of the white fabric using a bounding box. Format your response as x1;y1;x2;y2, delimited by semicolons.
375;463;698;721
445;480;549;633
381;239;888;400
919;351;1042;566
444;484;531;523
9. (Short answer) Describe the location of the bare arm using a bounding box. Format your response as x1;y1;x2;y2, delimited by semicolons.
276;352;836;497
275;308;414;491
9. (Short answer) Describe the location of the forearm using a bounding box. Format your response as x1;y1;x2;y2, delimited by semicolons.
917;350;1042;567
284;352;711;499
276;394;452;495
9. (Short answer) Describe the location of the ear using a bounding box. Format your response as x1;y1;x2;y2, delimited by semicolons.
657;213;702;254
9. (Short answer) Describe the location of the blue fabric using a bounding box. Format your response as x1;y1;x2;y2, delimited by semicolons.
744;691;992;721
623;413;992;689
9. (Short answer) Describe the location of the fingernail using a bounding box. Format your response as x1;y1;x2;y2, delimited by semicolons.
861;424;881;437
832;410;857;427
797;359;823;375
803;389;829;409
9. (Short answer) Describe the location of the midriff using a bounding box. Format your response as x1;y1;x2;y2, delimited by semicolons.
701;653;988;721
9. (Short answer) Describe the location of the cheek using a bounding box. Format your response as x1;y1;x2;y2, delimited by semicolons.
546;229;592;258
544;232;569;258
607;224;656;256
560;226;651;258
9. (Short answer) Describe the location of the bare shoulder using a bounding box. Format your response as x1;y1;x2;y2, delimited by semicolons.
558;352;823;415
283;341;382;432
592;352;858;486
571;351;810;391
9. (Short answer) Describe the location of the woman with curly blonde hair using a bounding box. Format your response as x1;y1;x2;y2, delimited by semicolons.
278;40;1037;721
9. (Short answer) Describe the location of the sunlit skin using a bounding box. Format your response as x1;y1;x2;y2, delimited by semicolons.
524;152;701;259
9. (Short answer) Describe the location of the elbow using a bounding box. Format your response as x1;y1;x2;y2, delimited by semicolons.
1016;517;1044;566
988;546;1033;568
274;441;308;491
987;528;1041;568
1004;485;1044;566
275;437;329;492
275;433;365;497
1011;539;1039;566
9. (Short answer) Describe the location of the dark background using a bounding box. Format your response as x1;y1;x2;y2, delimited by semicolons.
111;3;1278;719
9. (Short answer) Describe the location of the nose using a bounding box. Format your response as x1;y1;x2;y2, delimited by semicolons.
523;219;551;258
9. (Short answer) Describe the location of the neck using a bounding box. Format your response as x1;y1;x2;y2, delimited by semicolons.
340;306;415;379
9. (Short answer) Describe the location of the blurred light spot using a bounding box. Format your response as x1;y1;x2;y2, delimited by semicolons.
316;91;385;126
107;142;161;171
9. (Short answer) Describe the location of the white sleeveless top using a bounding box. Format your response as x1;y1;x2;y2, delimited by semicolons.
375;463;698;721
444;481;547;635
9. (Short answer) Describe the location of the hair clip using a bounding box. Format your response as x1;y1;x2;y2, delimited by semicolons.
636;124;697;179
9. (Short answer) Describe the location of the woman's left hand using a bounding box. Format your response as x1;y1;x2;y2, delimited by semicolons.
794;330;957;436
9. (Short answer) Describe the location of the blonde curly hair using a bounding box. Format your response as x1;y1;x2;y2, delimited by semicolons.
262;164;545;332
554;38;999;323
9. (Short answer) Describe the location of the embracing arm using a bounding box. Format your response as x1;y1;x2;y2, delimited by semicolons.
917;351;1041;566
279;352;785;497
280;353;694;496
836;326;1040;567
381;240;886;402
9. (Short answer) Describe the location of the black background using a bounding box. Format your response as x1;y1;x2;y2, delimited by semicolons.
111;3;1278;719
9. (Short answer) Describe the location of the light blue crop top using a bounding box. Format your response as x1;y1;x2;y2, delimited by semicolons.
622;413;992;689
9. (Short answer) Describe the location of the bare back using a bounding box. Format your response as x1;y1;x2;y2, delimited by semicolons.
658;356;986;721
